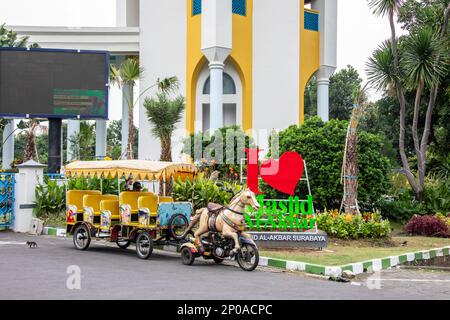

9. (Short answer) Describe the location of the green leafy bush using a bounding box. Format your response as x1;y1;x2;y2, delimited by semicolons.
316;209;391;239
182;126;254;182
173;177;242;211
67;177;125;195
377;175;450;222
34;180;66;219
262;116;391;210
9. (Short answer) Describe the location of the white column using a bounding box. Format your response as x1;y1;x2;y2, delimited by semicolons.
122;83;131;158
2;120;14;170
312;0;337;122
201;0;232;131
116;0;139;27
13;160;45;233
209;62;225;130
317;78;330;122
95;119;107;159
66;119;80;162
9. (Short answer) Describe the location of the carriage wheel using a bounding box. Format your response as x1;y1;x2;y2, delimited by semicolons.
73;225;91;250
116;240;130;249
181;247;195;265
136;231;153;259
168;214;189;241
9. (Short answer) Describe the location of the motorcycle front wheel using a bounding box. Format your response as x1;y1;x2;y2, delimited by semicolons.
236;243;259;271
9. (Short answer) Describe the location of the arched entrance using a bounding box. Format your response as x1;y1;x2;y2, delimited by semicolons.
195;62;242;133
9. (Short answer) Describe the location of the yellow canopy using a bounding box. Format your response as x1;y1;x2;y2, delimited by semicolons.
64;160;197;181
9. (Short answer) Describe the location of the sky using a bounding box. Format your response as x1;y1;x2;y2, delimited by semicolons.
0;0;406;124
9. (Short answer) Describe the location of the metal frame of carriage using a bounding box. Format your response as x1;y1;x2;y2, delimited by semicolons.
63;160;197;259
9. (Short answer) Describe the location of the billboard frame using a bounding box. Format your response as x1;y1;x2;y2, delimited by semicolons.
0;47;110;120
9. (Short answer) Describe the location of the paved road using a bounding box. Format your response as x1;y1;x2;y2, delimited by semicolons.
1;232;449;300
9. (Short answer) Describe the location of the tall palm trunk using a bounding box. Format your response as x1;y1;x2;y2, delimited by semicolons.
24;122;38;161
128;107;134;159
388;8;420;197
159;136;172;195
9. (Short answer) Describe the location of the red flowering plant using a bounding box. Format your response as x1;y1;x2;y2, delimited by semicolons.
404;215;449;238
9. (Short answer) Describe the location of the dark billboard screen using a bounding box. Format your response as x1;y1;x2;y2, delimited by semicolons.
0;48;109;119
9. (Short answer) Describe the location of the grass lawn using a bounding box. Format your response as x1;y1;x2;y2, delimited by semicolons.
260;236;450;266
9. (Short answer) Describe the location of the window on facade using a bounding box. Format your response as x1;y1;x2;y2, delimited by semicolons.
203;73;236;95
193;0;246;16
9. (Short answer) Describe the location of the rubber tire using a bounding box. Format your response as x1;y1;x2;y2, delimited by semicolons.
181;247;195;266
116;240;130;249
236;243;259;271
135;232;153;260
168;214;189;241
73;224;91;250
213;256;224;264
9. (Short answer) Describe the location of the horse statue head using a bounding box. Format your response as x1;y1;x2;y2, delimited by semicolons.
230;187;260;213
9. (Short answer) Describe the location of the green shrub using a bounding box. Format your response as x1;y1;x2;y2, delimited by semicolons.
182;126;254;182
34;180;66;219
67;177;125;195
316;209;391;239
262;116;391;210
173;177;242;211
377;175;450;222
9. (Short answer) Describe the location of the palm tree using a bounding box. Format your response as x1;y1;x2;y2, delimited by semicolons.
366;0;450;200
144;93;185;162
0;23;39;48
16;120;46;162
110;58;179;159
0;24;39;167
144;93;184;195
109;58;142;159
340;85;369;215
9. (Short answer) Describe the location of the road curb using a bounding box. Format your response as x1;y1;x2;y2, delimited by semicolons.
259;246;450;277
42;227;66;237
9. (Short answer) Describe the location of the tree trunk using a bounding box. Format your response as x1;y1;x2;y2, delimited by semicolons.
412;80;425;200
388;8;419;197
24;132;36;162
127;107;134;159
343;129;358;215
417;3;450;201
159;136;172;195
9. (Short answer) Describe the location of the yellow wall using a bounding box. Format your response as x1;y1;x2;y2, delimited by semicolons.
186;0;320;131
300;3;320;125
186;0;253;133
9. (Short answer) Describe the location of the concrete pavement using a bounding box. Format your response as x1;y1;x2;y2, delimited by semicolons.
0;232;449;300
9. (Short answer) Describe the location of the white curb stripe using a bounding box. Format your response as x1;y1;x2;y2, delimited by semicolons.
286;260;306;271
351;263;364;274
390;256;399;267
259;257;268;267
325;266;342;277
406;253;415;262
372;259;382;272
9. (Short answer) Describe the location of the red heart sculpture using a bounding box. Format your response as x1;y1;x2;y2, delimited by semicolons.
260;152;304;195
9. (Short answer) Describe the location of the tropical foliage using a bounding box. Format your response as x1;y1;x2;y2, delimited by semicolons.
34;180;66;219
305;65;363;120
316;209;391;239
173;177;242;211
262;116;391;211
366;0;450;201
144;93;185;162
182;126;255;182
